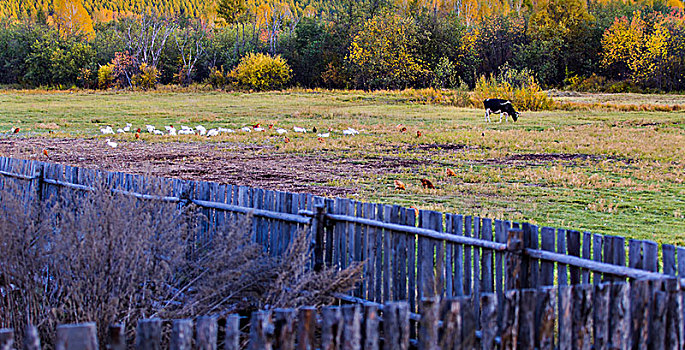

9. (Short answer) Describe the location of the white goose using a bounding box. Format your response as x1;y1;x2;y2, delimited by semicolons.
105;139;118;148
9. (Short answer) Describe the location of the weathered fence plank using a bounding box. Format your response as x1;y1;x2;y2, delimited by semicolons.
405;207;417;313
452;215;465;297
374;204;384;302
396;207;408;301
135;319;161;350
419;298;439;350
663;245;676;276
582;232;592;284
24;325;41;350
558;286;572;350
593;283;610;350
0;329;14;350
463;216;472;296
296;307;316;350
572;284;593;350
363;305;379;350
438;298;461;350
519;289;536;349
274;309;296;350
568;230;581;285
481;218;494;293
56;323;98;350
364;202;377;303
664;278;681;350
610;282;631;350
342;305;362;350
249;311;273;350
480;293;497;350
500;290;519;350
383;302;409;350
558;229;568;286
225;315;241;350
537;286;556;350
540;227;555;286
459;296;476;349
631;279;650;350
170;320;193;350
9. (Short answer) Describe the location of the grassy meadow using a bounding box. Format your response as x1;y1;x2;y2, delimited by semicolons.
0;88;683;245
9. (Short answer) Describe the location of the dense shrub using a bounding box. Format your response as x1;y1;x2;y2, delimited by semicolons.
473;69;553;111
131;63;160;90
206;66;227;89
400;86;471;107
232;52;292;91
97;63;115;89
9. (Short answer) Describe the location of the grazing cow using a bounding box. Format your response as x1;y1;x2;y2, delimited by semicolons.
483;98;520;123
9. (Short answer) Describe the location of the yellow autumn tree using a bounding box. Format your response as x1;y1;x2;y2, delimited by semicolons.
53;0;94;39
346;13;428;89
600;12;645;79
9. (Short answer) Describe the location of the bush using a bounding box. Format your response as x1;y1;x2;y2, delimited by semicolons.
472;71;553;111
77;67;96;89
399;85;471;107
131;63;160;90
566;74;643;93
97;63;115;89
232;52;292;91
206;66;227;89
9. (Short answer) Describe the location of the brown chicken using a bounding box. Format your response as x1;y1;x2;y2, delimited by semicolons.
42;149;49;158
416;130;422;138
420;178;435;189
446;168;457;177
394;180;406;190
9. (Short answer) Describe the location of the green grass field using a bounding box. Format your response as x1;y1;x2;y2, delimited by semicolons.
1;89;683;244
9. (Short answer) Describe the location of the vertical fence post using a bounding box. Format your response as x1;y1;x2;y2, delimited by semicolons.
56;323;98;350
107;324;126;350
135;319;162;350
313;202;327;271
170;320;193;350
505;228;524;291
0;329;14;350
35;163;44;202
24;325;41;350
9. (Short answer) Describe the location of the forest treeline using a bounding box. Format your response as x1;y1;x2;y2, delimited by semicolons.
0;0;684;92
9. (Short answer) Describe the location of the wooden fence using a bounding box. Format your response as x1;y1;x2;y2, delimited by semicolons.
0;156;683;313
1;278;683;349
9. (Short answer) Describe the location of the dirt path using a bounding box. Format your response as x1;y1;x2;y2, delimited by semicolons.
0;137;422;197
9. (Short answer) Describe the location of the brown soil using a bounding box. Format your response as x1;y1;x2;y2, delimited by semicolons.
0;137;423;196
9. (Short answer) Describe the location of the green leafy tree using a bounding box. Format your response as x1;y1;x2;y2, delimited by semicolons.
281;17;332;87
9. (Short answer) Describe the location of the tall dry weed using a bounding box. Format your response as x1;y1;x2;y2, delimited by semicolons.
0;177;362;346
0;179;187;344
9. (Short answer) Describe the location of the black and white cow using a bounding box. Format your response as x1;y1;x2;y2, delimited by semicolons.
483;98;520;123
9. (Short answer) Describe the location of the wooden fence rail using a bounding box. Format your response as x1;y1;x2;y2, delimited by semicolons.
1;279;683;350
0;157;684;314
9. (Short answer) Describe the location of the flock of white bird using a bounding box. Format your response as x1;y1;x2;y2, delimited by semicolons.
98;123;361;148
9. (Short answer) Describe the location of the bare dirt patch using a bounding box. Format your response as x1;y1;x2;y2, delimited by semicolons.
407;143;471;151
0;137;427;196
